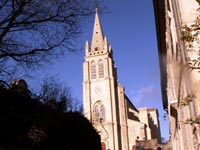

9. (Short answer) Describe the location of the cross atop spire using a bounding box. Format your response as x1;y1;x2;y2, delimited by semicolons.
95;0;98;10
91;7;104;51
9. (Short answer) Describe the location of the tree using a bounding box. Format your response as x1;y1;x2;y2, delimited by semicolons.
0;0;97;82
0;80;101;150
38;77;81;112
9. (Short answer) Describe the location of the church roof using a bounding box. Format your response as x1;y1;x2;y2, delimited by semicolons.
91;8;104;51
124;94;140;121
124;94;138;112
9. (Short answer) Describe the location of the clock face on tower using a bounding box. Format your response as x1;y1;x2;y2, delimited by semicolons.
95;88;102;94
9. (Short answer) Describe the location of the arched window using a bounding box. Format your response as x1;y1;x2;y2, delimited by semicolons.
98;59;104;78
94;102;105;123
91;61;96;79
100;104;105;121
94;105;99;120
93;103;106;123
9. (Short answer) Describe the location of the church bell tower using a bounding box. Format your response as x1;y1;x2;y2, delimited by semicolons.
83;8;121;150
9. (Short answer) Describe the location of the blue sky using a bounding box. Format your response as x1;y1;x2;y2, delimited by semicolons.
31;1;170;140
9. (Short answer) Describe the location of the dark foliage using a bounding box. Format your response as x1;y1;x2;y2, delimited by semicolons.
0;84;101;150
40;112;101;150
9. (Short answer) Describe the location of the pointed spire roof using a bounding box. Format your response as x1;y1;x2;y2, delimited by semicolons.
91;8;104;51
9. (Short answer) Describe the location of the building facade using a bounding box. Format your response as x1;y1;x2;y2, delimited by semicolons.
153;0;200;149
83;8;161;150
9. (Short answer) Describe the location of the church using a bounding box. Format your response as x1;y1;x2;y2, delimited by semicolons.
83;8;161;150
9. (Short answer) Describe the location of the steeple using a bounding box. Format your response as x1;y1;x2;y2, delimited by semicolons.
85;7;112;57
91;8;104;51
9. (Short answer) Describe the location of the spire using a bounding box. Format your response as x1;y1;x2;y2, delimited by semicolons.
91;8;104;51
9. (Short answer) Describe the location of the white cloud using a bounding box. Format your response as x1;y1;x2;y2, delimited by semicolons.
129;85;156;105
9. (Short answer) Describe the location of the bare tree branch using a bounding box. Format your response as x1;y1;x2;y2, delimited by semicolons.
37;77;79;112
0;0;99;81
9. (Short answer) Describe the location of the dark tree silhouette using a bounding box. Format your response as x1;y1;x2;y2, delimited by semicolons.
39;77;71;111
38;77;81;112
0;81;101;150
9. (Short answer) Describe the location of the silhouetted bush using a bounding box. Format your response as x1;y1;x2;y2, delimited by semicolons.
0;84;101;150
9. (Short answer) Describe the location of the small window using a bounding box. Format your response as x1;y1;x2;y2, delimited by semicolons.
95;105;99;119
100;104;105;121
91;61;96;79
95;47;98;51
98;60;104;78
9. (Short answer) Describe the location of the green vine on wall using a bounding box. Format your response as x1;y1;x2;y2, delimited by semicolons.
180;95;194;107
185;115;200;125
180;2;200;125
181;95;200;125
186;52;200;72
181;3;200;71
181;25;195;43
